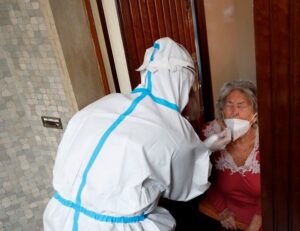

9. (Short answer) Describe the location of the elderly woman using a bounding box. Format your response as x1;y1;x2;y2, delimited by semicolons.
200;80;261;231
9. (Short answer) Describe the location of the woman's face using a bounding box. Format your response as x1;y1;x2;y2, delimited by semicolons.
222;89;255;121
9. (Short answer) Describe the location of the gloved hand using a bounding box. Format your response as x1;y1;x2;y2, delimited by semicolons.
204;128;231;151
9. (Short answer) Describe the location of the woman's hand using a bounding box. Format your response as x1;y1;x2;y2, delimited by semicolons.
245;214;262;231
219;208;237;230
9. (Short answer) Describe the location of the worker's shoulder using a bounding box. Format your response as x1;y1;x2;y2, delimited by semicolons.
76;93;130;113
162;117;199;146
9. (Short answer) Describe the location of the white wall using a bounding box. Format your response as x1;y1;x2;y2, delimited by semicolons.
204;0;256;108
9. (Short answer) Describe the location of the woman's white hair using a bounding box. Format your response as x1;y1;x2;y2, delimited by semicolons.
217;79;257;119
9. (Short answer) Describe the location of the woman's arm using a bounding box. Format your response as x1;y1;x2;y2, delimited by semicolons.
206;184;227;213
246;198;262;231
245;214;262;231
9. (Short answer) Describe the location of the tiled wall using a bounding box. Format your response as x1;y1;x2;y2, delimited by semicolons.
0;0;74;230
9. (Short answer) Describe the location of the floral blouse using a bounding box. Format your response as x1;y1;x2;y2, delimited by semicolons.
201;120;261;225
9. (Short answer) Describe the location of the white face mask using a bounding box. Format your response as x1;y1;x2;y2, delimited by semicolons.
224;118;250;141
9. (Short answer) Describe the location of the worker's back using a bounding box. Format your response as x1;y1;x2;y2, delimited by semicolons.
43;37;211;231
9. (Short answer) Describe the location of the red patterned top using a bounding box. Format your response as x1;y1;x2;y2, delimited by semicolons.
201;120;261;225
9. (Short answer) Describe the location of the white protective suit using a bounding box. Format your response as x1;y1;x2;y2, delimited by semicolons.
43;37;212;231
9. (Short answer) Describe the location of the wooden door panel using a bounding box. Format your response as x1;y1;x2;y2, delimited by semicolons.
254;0;300;230
161;0;173;37
116;0;196;88
153;0;166;36
174;1;186;42
290;0;300;229
139;1;156;45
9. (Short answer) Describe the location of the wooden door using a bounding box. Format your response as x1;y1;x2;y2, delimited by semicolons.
254;0;300;230
116;0;196;87
115;0;214;129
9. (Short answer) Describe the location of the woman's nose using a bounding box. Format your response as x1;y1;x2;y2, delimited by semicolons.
232;107;239;117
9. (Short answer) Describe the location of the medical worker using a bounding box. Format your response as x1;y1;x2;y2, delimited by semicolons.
43;37;231;231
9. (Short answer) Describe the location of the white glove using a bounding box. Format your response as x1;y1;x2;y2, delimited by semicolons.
204;128;231;151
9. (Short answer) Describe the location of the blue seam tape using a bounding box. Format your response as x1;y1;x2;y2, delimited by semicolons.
150;42;160;61
131;88;179;112
149;94;179;112
148;42;160;91
70;41;166;230
54;192;147;224
72;93;147;230
146;71;152;92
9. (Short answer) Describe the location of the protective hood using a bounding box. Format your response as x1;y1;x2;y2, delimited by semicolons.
136;37;195;112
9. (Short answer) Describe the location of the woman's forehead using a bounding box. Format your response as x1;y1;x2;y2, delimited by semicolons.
225;89;250;101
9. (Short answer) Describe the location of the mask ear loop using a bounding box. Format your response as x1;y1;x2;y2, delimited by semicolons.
249;112;258;126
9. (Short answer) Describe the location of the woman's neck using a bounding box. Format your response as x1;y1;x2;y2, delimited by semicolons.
234;127;256;145
226;127;257;166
